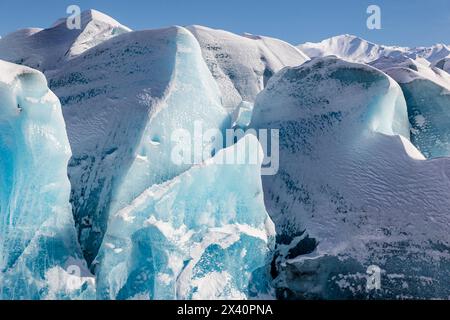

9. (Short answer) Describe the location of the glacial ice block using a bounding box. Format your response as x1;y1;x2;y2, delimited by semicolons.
0;60;93;299
95;135;275;300
49;26;231;265
251;57;450;299
371;56;450;158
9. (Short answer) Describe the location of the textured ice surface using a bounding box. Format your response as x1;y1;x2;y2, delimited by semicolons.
371;56;450;158
251;57;450;299
187;25;309;112
49;26;231;264
0;60;94;299
95;135;275;300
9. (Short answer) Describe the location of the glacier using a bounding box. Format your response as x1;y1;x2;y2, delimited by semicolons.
0;60;94;299
371;56;450;158
95;135;275;300
2;9;450;301
251;56;450;299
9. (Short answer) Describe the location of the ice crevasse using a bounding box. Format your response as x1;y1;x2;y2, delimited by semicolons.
251;56;450;299
0;60;94;299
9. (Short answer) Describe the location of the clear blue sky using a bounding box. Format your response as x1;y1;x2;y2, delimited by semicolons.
0;0;449;47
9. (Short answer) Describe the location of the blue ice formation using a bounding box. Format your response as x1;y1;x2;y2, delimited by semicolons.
49;26;231;263
95;135;275;300
0;60;94;299
251;57;450;299
3;10;450;301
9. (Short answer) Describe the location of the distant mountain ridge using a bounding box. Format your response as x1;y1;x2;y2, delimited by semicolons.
298;34;450;64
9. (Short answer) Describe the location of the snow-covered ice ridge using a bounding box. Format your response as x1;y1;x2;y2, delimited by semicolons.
1;10;450;299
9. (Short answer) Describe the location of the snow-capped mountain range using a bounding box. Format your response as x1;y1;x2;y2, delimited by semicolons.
0;10;130;72
298;34;450;64
1;9;450;300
